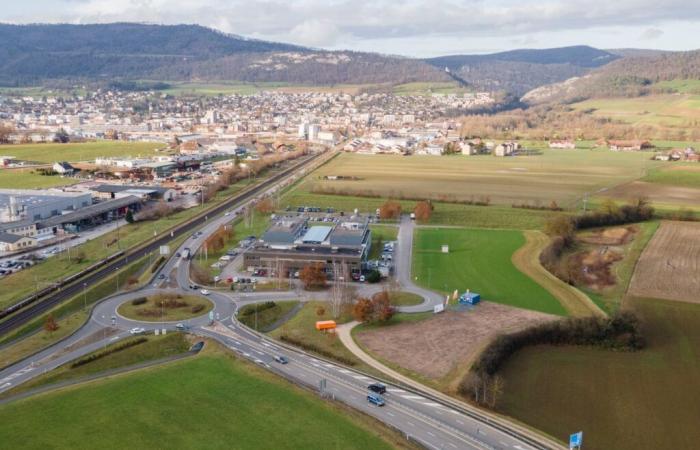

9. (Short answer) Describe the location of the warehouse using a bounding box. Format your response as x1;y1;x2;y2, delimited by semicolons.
0;189;92;223
243;215;372;278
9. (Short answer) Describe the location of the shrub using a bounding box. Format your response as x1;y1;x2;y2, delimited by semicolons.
131;297;147;306
191;304;205;314
70;337;148;368
240;301;276;317
365;270;381;283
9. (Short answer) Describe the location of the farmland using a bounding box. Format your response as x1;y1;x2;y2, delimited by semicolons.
571;93;700;131
354;302;555;393
412;227;567;315
642;164;700;189
628;221;700;303
0;141;165;163
498;296;700;450
307;151;659;208
0;350;403;450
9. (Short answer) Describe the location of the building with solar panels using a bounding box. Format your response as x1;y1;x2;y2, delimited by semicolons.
243;215;372;279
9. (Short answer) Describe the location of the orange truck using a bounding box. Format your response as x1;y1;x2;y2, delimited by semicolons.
315;320;337;331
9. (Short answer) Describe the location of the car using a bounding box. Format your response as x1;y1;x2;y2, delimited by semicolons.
224;211;231;216
175;323;189;331
157;273;166;279
274;355;289;364
367;393;385;406
191;234;198;239
368;383;387;394
189;283;199;290
360;275;366;282
175;252;181;258
200;289;210;295
129;327;146;335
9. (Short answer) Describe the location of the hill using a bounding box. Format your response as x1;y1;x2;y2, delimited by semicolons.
0;23;450;86
425;46;618;95
523;49;700;104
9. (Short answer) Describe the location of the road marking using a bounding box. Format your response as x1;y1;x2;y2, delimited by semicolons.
109;336;119;341
243;352;251;357
500;442;509;447
427;431;436;437
387;412;395;417
0;383;11;389
387;388;405;393
448;443;458;448
253;350;265;356
323;363;334;368
407;421;415;427
400;395;424;401
352;375;371;380
422;402;442;407
456;420;465;425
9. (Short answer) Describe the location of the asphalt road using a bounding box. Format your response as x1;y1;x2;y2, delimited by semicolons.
0;155;561;450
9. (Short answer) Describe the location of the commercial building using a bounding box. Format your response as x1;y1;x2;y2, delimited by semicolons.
243;215;372;277
0;189;92;223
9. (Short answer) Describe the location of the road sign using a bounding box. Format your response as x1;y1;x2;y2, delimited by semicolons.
433;304;445;314
569;431;583;449
159;245;170;256
209;311;215;321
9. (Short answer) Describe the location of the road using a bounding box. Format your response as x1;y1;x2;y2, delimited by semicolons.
0;153;563;450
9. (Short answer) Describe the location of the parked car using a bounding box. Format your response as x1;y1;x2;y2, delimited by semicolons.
274;355;289;364
368;383;387;394
367;393;386;407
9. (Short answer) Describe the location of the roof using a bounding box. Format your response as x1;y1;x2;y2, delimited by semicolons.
0;233;25;243
38;196;140;227
91;184;170;195
302;226;332;243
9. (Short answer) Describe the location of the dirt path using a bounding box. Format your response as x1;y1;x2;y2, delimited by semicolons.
512;231;606;317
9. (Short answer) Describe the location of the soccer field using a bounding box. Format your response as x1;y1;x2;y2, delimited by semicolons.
413;227;566;315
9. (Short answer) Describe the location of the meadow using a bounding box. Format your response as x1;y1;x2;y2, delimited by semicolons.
412;227;567;315
498;296;700;450
0;352;401;450
308;151;659;208
0;169;76;188
0;141;165;163
642;164;700;189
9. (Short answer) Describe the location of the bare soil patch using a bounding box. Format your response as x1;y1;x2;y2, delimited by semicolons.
578;225;638;246
629;221;700;302
354;302;555;381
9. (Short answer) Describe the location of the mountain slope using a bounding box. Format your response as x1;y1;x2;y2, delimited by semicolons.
425;46;618;95
0;23;451;86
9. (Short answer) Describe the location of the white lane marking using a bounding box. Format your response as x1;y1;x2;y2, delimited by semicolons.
448;443;458;448
400;395;425;401
253;350;264;356
0;383;11;389
233;340;241;345
387;412;395;417
422;402;442;407
427;431;436;437
407;422;415;427
338;369;352;374
323;363;334;368
243;352;251;357
109;336;119;341
352;375;371;380
456;420;465;425
387;388;405;393
500;442;509;447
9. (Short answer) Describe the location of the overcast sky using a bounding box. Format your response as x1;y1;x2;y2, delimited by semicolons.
2;0;699;57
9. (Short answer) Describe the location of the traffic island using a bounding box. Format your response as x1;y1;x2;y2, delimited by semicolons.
117;293;214;322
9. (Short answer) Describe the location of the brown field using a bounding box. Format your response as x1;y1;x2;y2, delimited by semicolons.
628;221;700;302
599;180;700;208
354;303;555;385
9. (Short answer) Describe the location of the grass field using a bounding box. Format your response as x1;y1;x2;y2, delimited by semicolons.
306;151;659;208
572;93;700;130
498;296;700;450
0;333;190;399
656;79;700;94
238;301;299;331
387;291;424;306
642;164;700;189
413;228;567;315
117;294;213;322
0;350;405;450
0;141;165;163
0;169;76;188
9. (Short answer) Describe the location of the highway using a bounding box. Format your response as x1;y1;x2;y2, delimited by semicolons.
0;150;563;450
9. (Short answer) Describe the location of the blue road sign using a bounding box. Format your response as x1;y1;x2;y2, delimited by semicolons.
569;431;583;449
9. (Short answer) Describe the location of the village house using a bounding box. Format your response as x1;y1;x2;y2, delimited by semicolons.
608;140;654;151
494;141;520;157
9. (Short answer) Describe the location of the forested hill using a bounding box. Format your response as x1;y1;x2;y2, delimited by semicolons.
425;46;618;95
522;49;700;104
0;23;449;86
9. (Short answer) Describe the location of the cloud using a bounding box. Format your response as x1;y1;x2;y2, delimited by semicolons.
640;27;664;40
290;19;343;47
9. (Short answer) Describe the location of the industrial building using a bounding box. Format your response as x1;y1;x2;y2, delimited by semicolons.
243;215;372;278
0;189;92;223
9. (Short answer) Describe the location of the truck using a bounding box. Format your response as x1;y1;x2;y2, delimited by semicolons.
181;248;191;260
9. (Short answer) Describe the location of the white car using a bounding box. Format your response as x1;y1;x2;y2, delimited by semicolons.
129;327;146;335
200;289;211;295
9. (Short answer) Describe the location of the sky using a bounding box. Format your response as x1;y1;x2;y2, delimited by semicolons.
2;0;699;57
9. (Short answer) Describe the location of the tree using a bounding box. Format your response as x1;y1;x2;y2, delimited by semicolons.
352;297;373;322
315;305;326;317
44;314;59;334
543;215;575;243
600;198;620;216
53;128;70;143
413;201;433;221
379;200;402;220
371;291;395;322
255;197;275;214
300;263;327;290
0;124;14;144
365;269;381;283
125;210;135;224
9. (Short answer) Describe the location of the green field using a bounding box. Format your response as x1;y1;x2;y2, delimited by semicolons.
386;292;424;306
413;228;566;315
0;169;76;188
306;151;659;208
642;165;700;189
572;93;700;130
238;301;299;331
0;352;401;450
498;296;700;450
655;79;700;94
0;333;190;399
0;141;165;163
391;81;472;96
